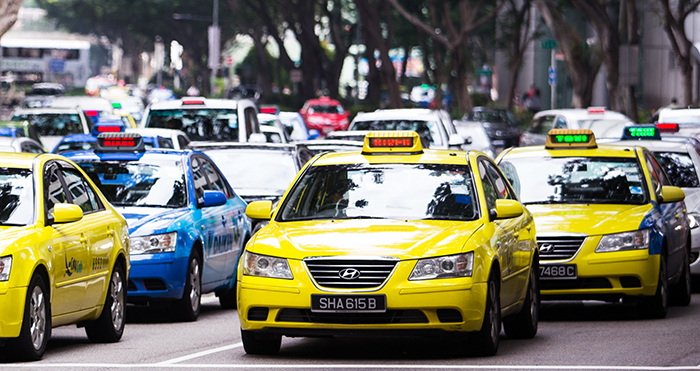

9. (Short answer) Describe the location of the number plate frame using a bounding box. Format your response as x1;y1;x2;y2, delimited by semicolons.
539;264;577;280
310;294;387;313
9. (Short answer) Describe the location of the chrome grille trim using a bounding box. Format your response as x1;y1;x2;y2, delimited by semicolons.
537;235;587;261
304;256;400;292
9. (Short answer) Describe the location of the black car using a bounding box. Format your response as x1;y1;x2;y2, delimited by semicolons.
462;107;522;148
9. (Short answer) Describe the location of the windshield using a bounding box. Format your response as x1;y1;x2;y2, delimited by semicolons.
146;109;239;142
309;105;344;114
204;150;298;195
75;156;187;208
499;156;647;205
654;151;700;188
0;168;34;226
278;163;478;221
351;120;443;147
12;113;85;136
468;110;514;125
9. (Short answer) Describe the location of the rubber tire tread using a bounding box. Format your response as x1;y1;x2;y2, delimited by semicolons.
85;262;126;343
5;274;51;361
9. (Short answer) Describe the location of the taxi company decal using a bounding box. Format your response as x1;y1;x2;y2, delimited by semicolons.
64;254;83;277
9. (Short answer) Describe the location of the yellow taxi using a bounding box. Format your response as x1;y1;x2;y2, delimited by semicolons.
0;153;130;361
239;131;539;356
497;129;692;318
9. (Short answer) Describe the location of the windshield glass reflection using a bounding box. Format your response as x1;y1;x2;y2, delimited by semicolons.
0;168;34;226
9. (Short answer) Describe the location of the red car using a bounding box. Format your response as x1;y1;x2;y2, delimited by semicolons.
299;97;350;136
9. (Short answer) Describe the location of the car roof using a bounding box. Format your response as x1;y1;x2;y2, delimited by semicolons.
147;97;249;110
125;127;188;138
305;97;342;106
188;142;295;151
603;138;696;152
353;108;442;121
12;107;83;115
0;152;39;168
500;144;640;159
533;108;632;122
311;147;470;166
49;96;113;110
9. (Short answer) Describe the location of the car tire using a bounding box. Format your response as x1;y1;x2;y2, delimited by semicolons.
85;262;126;343
217;288;237;309
241;329;281;355
638;253;668;319
503;266;539;339
172;249;202;321
5;274;51;361
468;270;501;356
670;247;692;306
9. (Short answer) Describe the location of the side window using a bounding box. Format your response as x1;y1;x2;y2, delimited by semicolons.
553;116;567;129
199;157;231;197
478;161;498;211
191;157;208;201
645;153;671;197
244;107;260;138
158;137;174;149
484;160;515;200
177;135;190;149
45;165;66;217
530;115;555;134
60;166;102;213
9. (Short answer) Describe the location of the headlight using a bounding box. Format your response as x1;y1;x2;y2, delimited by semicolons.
130;232;177;254
688;213;700;229
242;251;293;279
409;252;473;280
596;229;649;253
0;256;12;281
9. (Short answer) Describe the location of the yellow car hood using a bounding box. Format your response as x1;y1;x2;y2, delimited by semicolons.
250;219;483;260
527;204;653;236
0;225;36;255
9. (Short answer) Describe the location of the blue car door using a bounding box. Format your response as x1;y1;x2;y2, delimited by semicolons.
191;156;239;288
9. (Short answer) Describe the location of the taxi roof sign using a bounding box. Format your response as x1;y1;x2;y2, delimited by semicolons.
622;126;661;140
362;131;423;155
545;129;597;149
95;132;146;152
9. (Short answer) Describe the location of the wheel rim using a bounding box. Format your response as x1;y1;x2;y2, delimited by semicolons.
189;258;201;311
110;270;125;331
488;281;499;344
529;271;538;328
29;285;46;350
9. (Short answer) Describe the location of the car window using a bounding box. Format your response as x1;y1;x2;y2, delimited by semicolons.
528;115;555;134
12;113;85;136
553;116;567;129
145;108;239;142
351;119;443;147
0;167;34;226
198;156;231;197
45;165;66;218
478;161;499;211
483;159;515;200
177;135;190;149
644;152;671;197
653;151;700;188
310;105;344;114
60;165;102;213
158;137;174;148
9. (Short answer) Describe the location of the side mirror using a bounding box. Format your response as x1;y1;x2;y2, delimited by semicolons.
52;203;84;223
494;199;524;220
660;186;685;203
246;200;273;220
249;133;267;143
448;133;465;146
201;190;227;208
465;136;473;144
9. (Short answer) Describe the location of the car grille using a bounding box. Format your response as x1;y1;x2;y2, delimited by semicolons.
276;309;428;324
304;257;399;289
537;236;586;261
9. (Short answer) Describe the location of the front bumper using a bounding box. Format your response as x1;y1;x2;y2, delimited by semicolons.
0;285;28;338
540;236;660;301
238;259;488;336
126;253;189;303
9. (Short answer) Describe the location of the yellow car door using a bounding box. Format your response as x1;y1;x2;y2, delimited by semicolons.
45;163;90;316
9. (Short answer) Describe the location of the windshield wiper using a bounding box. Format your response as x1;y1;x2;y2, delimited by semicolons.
335;215;387;220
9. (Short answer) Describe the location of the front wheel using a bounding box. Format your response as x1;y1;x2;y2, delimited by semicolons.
503;266;539;339
241;329;281;355
86;262;126;342
468;272;501;356
638;254;668;319
5;274;51;361
172;250;202;321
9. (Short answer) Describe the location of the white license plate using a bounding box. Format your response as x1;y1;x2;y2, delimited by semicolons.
310;294;386;313
540;264;577;280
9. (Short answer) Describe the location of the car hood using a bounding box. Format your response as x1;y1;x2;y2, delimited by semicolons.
526;204;654;236
249;219;482;260
0;225;38;255
115;206;190;236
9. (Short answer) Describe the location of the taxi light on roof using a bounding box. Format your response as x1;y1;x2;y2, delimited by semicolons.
182;98;205;105
362;131;423;155
545;129;597;149
111;102;122;109
85;110;99;117
95;132;146;152
656;123;680;133
622;126;660;140
587;107;606;114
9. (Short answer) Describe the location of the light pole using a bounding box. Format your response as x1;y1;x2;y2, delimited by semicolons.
208;0;220;97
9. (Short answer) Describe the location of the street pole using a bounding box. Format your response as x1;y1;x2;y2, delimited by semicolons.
210;0;219;97
354;17;361;107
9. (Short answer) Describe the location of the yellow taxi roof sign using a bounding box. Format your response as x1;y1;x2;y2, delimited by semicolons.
545;129;597;149
362;130;424;155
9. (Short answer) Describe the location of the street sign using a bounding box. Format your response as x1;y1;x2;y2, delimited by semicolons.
49;59;65;73
476;68;492;76
548;66;556;86
541;39;558;49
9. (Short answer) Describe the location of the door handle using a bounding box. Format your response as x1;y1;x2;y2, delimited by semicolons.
514;232;520;239
106;227;114;237
79;234;88;244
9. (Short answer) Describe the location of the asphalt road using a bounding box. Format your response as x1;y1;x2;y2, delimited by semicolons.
2;288;700;371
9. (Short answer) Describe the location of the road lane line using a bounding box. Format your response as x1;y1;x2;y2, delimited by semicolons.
0;364;699;370
154;342;243;365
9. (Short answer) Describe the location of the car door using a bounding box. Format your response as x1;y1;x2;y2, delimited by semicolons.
478;157;529;307
57;162;116;310
191;156;240;288
643;150;687;281
44;162;90;316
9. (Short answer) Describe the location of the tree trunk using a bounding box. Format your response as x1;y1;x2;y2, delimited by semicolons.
0;0;22;37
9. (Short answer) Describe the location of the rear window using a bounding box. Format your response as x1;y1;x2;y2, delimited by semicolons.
309;105;344;114
12;113;85;136
145;108;239;142
351;119;443;147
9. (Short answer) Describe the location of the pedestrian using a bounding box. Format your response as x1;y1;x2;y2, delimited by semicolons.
526;87;541;113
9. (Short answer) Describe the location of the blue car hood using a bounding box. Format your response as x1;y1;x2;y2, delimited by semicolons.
116;206;190;236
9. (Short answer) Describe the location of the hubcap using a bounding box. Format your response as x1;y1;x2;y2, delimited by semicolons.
488;282;499;343
110;270;124;330
29;285;46;350
189;259;201;311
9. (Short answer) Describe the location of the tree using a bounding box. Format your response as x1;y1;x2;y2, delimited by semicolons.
0;0;23;37
657;0;700;106
388;0;503;114
533;0;602;108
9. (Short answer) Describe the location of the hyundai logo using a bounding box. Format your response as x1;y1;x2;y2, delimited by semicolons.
539;244;554;253
339;268;361;280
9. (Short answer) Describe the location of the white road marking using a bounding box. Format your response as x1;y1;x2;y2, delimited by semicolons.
1;364;699;369
155;342;243;364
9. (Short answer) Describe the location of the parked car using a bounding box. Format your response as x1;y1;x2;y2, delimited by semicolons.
462;107;522;149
